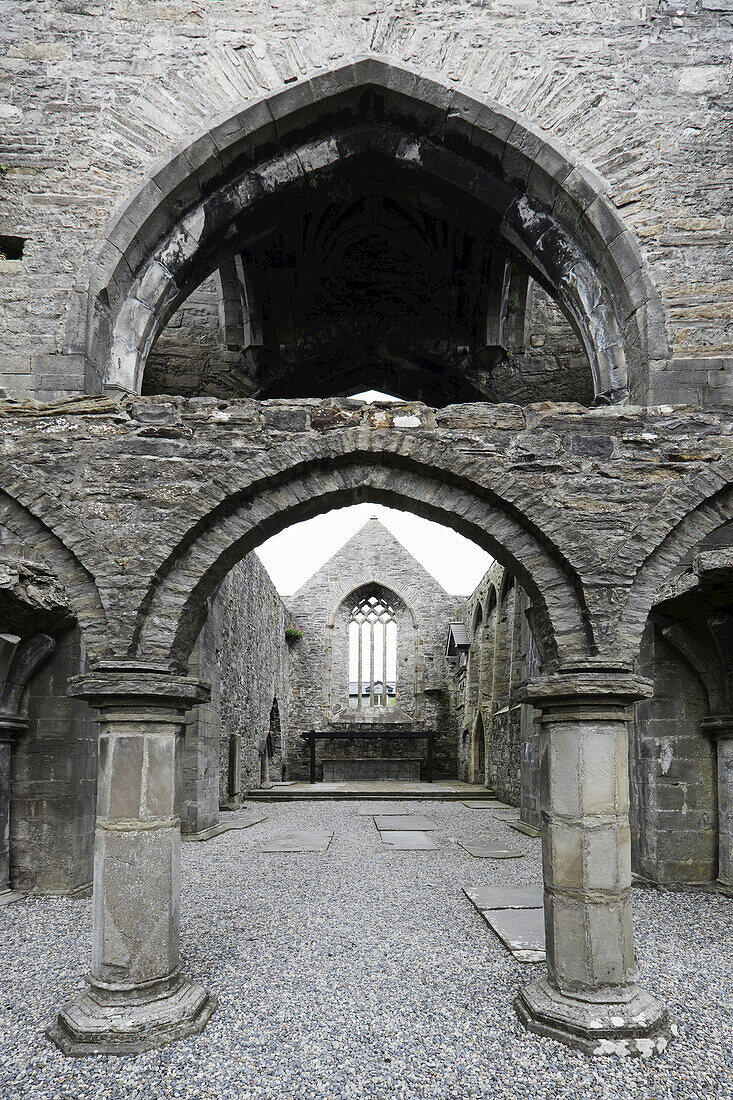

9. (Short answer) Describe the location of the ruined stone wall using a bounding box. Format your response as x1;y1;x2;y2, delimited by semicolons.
286;518;459;780
12;626;96;895
497;282;595;406
143;273;238;399
182;551;292;831
458;563;539;811
632;623;717;884
0;2;730;401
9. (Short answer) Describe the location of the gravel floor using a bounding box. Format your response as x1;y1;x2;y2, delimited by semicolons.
0;800;731;1100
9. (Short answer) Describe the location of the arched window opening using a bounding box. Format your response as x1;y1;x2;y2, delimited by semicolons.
348;593;397;708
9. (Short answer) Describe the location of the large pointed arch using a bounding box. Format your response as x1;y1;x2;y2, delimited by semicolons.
128;445;594;671
69;55;666;405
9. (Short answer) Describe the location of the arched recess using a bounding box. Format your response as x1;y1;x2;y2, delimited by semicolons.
0;489;107;653
129;452;593;673
71;56;666;405
621;477;733;659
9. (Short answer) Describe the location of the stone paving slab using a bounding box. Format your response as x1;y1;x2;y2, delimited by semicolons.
374;815;437;831
463;885;543;910
456;839;525;858
510;821;542;838
354;804;412;816
379;831;439;850
460;800;513;810
260;830;334;853
183;815;268;842
478;908;546;962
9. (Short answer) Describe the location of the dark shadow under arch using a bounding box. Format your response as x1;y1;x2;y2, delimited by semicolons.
69;56;667;406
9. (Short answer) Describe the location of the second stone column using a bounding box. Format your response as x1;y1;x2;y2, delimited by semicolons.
515;665;671;1055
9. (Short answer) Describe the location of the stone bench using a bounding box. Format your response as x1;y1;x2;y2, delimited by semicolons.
322;758;422;782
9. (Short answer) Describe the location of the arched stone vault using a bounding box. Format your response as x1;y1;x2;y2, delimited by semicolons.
2;397;733;671
71;57;667;405
0;489;107;651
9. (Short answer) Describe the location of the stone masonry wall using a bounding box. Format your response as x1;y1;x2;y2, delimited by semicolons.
458;563;531;805
632;622;717;884
12;626;97;894
182;551;292;832
0;2;730;401
144;272;246;399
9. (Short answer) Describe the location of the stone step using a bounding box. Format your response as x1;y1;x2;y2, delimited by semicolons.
243;781;499;803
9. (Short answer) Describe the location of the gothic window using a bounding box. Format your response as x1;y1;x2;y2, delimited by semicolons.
348;593;397;708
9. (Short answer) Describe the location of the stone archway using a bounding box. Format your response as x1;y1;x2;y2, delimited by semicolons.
68;57;666;405
41;424;670;1058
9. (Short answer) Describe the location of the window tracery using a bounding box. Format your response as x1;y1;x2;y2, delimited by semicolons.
348;594;397;708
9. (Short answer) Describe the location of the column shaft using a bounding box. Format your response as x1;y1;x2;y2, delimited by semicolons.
701;716;733;892
0;718;26;897
48;667;216;1056
514;668;671;1056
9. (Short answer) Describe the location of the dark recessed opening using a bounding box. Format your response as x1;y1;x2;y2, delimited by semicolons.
0;235;26;260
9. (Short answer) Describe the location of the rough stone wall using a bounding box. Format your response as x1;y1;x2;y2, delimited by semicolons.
0;2;730;401
632;623;717;884
457;562;541;814
496;281;595;406
285;518;459;780
182;552;292;828
12;626;96;894
144;273;238;399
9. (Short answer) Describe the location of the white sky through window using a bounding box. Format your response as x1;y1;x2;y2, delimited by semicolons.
348;390;405;402
255;503;494;596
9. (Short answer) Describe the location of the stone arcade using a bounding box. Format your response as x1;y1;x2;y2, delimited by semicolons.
0;4;731;1067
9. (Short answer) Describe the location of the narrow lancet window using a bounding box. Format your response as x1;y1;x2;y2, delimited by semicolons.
348;594;397;707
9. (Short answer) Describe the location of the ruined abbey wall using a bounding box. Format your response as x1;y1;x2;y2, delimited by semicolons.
182;552;292;832
286;518;458;780
0;1;730;404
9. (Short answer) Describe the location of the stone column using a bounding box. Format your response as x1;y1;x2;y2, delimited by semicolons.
47;664;217;1055
515;666;671;1056
0;715;26;904
701;716;733;895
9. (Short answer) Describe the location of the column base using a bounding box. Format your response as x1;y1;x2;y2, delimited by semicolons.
47;973;217;1056
0;888;25;907
515;977;672;1057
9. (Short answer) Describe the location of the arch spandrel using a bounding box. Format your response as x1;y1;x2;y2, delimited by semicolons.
70;56;666;406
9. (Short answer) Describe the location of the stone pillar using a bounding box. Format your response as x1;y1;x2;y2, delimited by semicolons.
701;716;733;894
515;666;671;1056
0;715;26;903
47;664;217;1055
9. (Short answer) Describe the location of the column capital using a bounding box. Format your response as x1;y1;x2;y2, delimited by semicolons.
701;714;733;740
519;664;653;714
0;714;29;741
68;661;210;713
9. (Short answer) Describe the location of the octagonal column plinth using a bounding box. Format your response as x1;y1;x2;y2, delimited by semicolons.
514;667;671;1056
47;665;216;1056
0;715;27;903
701;715;733;894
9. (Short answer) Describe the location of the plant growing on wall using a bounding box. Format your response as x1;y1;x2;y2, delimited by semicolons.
285;624;303;643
